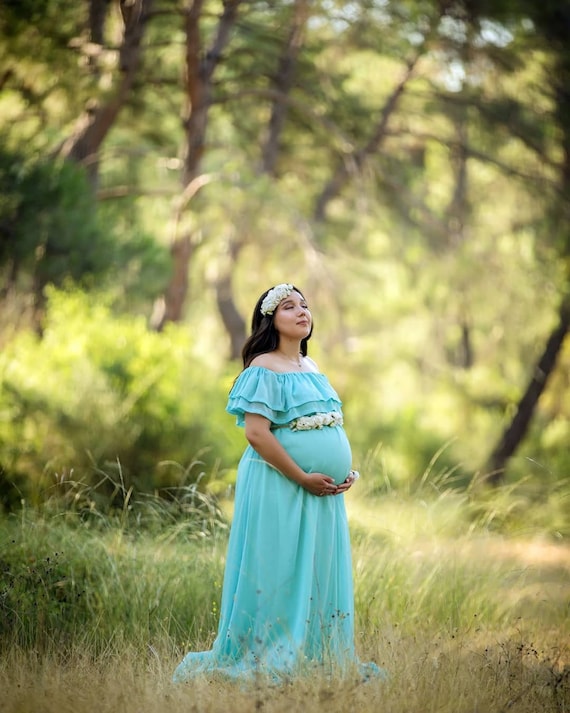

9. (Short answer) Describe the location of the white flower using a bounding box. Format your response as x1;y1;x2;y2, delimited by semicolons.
260;283;294;315
290;411;343;431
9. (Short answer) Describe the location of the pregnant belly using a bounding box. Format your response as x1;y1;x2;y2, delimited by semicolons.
275;426;352;485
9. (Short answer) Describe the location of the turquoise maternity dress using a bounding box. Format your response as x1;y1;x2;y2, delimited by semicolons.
173;367;379;682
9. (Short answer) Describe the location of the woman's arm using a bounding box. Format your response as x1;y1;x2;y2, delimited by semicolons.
244;413;338;496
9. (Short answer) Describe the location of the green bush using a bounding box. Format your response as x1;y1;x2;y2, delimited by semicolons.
0;145;170;317
0;289;243;507
0;149;113;289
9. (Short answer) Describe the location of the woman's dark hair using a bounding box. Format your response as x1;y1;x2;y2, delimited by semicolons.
241;285;312;368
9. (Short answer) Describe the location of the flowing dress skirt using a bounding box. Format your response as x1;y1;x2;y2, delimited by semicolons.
173;425;359;682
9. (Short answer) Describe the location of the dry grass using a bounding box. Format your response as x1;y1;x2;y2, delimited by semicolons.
1;490;569;713
1;626;568;713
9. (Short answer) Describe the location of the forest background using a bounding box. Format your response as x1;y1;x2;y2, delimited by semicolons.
1;0;570;506
0;2;569;711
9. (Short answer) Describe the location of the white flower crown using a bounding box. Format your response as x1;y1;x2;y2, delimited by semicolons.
260;283;294;316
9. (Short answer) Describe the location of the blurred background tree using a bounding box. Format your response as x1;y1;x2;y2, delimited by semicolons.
0;0;568;507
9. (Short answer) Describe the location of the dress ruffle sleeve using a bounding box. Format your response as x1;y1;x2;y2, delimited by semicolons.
226;366;343;427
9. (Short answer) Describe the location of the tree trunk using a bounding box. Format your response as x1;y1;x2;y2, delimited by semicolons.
484;9;570;483
485;296;570;483
216;275;246;360
260;0;309;176
89;0;111;46
447;115;469;246
183;0;242;182
210;0;310;354
153;0;242;331
215;237;247;360
58;0;152;187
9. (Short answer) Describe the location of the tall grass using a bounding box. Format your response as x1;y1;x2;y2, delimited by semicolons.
1;474;569;712
0;478;228;655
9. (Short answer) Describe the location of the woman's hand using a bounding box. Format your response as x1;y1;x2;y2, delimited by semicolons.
244;413;339;496
334;470;360;495
301;472;338;497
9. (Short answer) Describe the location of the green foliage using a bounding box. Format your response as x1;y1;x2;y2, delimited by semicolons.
0;0;80;36
0;483;567;657
0;147;168;306
0;0;87;130
0;149;108;284
0;0;568;494
0;289;242;506
0;506;226;653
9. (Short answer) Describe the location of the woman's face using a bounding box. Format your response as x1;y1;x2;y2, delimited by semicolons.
273;290;312;341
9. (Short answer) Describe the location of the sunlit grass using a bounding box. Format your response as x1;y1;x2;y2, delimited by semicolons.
1;625;567;713
1;478;569;712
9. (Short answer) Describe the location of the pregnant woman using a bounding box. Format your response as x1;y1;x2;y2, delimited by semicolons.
173;284;381;683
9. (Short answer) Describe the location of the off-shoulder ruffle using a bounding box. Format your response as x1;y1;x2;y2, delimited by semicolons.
226;366;343;427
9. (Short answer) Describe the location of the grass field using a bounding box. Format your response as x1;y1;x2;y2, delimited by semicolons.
1;482;568;713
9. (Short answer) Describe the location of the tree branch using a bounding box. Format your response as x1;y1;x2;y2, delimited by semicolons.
183;0;243;183
313;52;422;222
58;0;154;187
485;295;570;483
260;0;310;175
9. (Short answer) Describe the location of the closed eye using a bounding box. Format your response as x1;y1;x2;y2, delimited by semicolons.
280;299;309;310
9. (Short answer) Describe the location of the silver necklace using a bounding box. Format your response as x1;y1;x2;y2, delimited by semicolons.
279;350;302;368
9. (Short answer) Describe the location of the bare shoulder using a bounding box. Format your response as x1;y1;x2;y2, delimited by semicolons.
303;356;320;373
249;352;282;371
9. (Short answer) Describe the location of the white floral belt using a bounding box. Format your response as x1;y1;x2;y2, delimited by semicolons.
272;411;344;432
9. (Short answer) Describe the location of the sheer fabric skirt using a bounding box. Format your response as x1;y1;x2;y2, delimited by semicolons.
173;426;358;682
